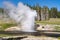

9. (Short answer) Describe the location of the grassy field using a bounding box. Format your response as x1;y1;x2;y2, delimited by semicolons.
0;20;17;30
0;18;60;30
0;18;60;38
36;18;60;25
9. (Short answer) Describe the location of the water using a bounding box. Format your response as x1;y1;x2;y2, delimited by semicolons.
3;2;37;32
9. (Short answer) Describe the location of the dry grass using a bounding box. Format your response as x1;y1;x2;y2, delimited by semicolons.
36;18;60;25
0;20;17;30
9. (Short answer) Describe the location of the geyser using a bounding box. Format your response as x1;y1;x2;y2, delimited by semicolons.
3;2;37;32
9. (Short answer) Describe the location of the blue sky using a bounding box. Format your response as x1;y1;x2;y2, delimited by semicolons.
0;0;60;11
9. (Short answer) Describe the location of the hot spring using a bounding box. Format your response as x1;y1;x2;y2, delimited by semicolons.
3;2;37;32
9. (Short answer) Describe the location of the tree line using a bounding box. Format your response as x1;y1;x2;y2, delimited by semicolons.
27;4;60;18
0;4;60;18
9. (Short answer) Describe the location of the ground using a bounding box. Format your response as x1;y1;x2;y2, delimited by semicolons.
21;36;58;40
0;34;59;40
0;18;60;30
36;18;60;25
0;18;60;40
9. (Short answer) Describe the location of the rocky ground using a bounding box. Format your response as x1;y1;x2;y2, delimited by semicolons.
21;36;58;40
36;24;60;31
4;24;60;31
0;35;58;40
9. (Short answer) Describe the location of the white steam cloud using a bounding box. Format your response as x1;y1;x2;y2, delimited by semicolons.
3;2;37;32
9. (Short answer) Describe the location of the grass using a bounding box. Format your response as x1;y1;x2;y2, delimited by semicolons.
0;18;60;31
0;23;17;30
58;37;60;40
0;19;17;30
0;34;13;37
54;26;60;31
0;34;24;37
0;18;60;37
1;23;17;29
36;18;60;25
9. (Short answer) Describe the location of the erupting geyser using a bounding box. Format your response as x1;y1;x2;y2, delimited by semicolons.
3;2;37;32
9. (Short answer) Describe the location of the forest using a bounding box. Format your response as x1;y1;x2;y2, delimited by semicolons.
0;4;60;19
